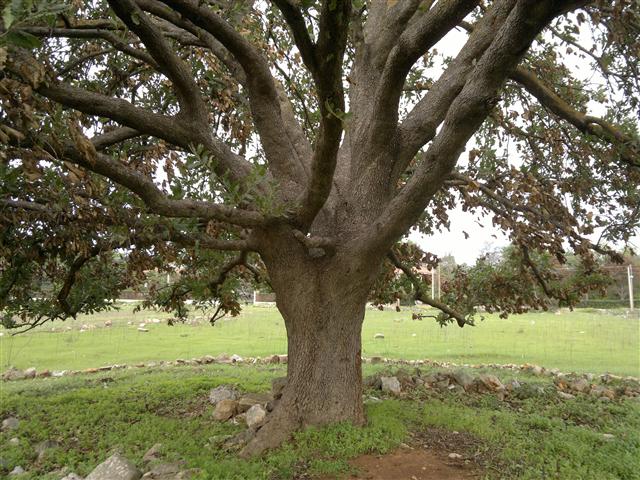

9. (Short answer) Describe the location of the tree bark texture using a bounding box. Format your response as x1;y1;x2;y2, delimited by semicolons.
241;237;379;456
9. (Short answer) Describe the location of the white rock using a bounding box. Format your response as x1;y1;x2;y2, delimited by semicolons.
231;354;244;363
374;333;385;339
2;417;19;431
380;376;401;395
245;404;267;430
137;328;149;333
602;433;615;440
448;453;462;459
85;453;141;480
9;465;25;476
208;385;239;405
61;474;84;480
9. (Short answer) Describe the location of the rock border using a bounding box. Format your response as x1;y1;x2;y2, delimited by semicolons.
2;355;638;386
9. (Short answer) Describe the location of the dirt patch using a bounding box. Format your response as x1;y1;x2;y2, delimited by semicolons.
319;448;481;480
317;427;490;480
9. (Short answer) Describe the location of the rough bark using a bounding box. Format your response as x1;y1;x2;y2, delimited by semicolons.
240;236;378;456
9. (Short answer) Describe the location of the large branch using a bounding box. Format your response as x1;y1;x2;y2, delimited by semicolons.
510;67;640;168
157;0;307;187
369;0;480;145
395;0;518;176
37;81;252;183
59;145;265;227
363;0;426;70
363;0;588;255
295;0;352;227
107;0;208;121
0;198;257;251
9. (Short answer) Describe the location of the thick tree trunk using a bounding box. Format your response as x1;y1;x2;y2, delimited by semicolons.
240;245;375;457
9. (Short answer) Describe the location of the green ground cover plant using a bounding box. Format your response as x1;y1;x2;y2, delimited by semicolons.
1;364;638;479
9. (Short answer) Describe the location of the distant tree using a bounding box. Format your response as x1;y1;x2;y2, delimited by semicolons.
1;0;638;455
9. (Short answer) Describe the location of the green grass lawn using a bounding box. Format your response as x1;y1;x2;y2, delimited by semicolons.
1;364;639;479
1;304;638;375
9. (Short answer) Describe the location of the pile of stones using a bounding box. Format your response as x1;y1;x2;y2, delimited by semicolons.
364;368;640;402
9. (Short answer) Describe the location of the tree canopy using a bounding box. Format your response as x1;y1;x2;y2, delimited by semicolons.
0;0;638;328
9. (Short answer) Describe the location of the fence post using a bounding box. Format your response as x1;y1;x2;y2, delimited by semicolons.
628;265;635;311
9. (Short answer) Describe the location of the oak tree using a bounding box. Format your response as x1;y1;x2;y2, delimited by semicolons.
1;0;638;455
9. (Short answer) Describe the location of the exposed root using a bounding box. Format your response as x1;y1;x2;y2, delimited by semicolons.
239;404;300;458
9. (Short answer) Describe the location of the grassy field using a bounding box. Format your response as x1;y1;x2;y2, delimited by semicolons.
1;364;639;479
1;304;638;375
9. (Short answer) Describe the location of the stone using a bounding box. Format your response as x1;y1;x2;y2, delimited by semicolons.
267;355;280;364
369;356;383;364
451;370;474;390
237;393;271;413
529;365;544;376
140;462;182;479
2;417;19;431
602;433;615;440
137;328;149;332
590;385;615;400
380;376;401;395
568;378;590;393
448;453;462;459
61;474;83;480
208;385;239;405
277;355;288;364
271;377;287;399
85;453;141;480
215;354;232;363
2;368;25;381
374;333;385;339
434;379;450;390
506;379;521;391
142;443;163;464
9;465;25;476
213;399;238;421
8;437;19;446
35;439;59;460
201;355;215;364
478;374;504;392
364;395;382;404
245;404;267;430
558;391;576;400
231;354;244;363
23;368;37;379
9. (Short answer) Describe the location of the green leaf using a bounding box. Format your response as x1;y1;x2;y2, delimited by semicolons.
4;30;42;49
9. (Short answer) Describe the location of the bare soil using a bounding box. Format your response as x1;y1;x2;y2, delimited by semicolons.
337;448;481;479
318;428;487;480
